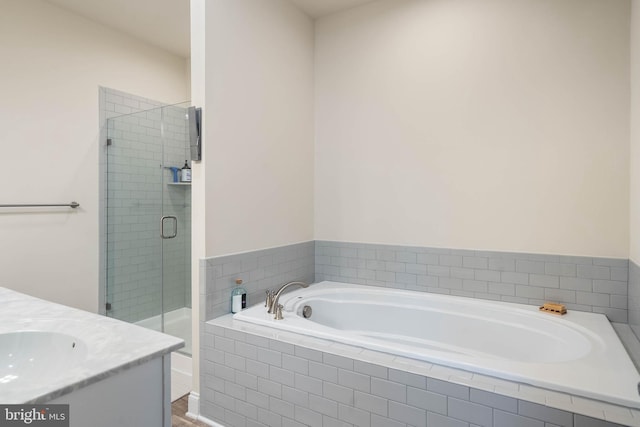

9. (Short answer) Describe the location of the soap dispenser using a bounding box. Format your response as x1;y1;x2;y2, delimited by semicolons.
181;160;192;182
231;279;247;313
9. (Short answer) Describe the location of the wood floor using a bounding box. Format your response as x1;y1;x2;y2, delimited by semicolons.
172;395;210;427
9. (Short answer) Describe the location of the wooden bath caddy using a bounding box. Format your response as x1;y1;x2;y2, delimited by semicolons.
539;302;567;315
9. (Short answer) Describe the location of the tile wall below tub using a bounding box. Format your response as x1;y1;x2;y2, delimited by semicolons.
629;260;640;339
316;241;628;323
201;241;315;321
201;319;629;427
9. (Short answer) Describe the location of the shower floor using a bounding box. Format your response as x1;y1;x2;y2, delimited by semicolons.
135;307;192;401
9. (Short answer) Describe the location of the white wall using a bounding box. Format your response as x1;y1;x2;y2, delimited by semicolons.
190;0;207;398
315;0;630;258
202;0;315;257
187;0;314;400
631;0;640;264
0;0;188;312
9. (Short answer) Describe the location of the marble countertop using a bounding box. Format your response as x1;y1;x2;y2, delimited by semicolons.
0;287;184;404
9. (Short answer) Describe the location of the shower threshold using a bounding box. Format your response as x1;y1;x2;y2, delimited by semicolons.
135;307;192;401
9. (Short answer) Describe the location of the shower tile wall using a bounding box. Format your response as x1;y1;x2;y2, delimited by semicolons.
102;87;165;120
316;241;629;323
104;88;191;323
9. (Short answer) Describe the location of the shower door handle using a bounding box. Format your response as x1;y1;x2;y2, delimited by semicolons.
161;216;178;239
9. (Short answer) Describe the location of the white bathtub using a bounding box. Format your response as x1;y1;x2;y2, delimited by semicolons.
233;281;640;408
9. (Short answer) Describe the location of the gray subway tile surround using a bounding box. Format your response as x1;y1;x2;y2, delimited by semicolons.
630;260;640;339
203;318;630;427
315;241;628;323
201;241;637;426
201;241;315;322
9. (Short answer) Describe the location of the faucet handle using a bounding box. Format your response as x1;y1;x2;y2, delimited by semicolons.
265;289;274;308
274;304;284;320
267;290;276;314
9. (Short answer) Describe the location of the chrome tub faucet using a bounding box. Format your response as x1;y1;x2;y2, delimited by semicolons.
267;281;309;320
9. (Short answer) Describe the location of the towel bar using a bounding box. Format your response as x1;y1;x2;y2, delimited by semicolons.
0;202;80;209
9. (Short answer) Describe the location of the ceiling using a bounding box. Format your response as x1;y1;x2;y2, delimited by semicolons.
44;0;375;59
288;0;376;18
46;0;191;58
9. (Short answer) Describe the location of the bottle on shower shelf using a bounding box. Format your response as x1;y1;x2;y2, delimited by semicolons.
181;160;192;182
231;279;247;313
164;166;181;183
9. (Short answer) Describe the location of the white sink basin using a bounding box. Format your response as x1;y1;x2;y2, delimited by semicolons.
0;331;88;386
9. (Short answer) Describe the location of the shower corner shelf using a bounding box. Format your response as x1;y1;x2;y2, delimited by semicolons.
167;182;192;187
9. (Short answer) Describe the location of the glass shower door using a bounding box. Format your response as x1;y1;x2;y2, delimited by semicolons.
105;102;192;356
106;107;164;330
159;103;192;355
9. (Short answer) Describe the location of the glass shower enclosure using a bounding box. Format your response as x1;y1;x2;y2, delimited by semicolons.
105;102;192;356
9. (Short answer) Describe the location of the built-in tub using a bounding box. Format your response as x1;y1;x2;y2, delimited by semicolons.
233;281;640;409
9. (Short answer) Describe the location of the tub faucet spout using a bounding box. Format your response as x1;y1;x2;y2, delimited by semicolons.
270;281;309;318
